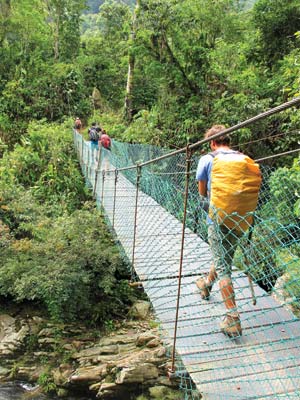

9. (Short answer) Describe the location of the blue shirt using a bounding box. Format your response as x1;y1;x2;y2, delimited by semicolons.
196;154;214;195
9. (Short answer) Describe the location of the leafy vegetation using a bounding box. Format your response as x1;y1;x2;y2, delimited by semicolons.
0;0;300;320
0;121;137;323
37;372;57;393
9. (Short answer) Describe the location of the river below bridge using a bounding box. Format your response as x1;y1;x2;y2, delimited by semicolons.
0;382;145;400
0;382;94;400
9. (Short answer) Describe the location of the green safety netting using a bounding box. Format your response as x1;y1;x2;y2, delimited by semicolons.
73;128;300;400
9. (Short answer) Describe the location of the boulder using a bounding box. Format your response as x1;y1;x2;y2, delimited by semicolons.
92;88;102;110
69;365;108;384
0;315;29;357
97;382;119;398
149;385;181;399
0;366;10;378
116;363;159;384
136;332;158;347
53;363;74;386
128;301;151;320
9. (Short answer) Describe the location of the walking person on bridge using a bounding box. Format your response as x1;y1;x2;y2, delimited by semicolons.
74;117;82;131
88;122;101;163
100;129;111;150
195;125;261;338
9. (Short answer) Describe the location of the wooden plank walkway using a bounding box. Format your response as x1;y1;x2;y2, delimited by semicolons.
90;157;300;400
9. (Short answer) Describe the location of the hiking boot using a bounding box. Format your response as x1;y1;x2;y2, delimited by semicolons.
196;277;213;300
220;313;242;338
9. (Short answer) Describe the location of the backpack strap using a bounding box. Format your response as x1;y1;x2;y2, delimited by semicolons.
209;150;241;158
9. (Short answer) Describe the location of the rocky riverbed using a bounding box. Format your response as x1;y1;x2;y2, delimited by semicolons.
0;300;183;399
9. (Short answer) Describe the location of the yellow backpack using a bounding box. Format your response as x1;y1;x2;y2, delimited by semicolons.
209;151;262;232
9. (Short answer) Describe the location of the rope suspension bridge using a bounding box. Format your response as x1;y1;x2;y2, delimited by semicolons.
73;98;300;399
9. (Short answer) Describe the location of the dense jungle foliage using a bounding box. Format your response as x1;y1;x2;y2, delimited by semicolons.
0;0;299;321
1;0;299;155
0;121;138;322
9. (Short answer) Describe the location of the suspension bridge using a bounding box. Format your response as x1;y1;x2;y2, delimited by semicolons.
73;98;300;399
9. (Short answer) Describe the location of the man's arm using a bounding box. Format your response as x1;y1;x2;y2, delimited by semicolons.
198;180;207;197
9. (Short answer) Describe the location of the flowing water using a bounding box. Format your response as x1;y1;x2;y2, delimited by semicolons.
0;382;144;400
0;382;94;400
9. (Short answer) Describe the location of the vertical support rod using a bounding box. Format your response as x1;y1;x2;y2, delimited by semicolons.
170;146;192;374
93;143;103;197
101;170;106;213
112;169;119;229
86;143;90;180
73;129;77;155
81;137;84;167
131;165;142;281
77;133;81;159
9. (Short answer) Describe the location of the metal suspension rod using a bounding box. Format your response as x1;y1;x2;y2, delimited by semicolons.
93;144;103;197
103;97;300;173
188;97;300;152
86;143;90;181
256;147;300;163
112;169;119;229
79;135;84;162
73;129;79;157
77;134;81;159
169;146;192;375
131;165;142;281
101;170;106;210
81;139;86;176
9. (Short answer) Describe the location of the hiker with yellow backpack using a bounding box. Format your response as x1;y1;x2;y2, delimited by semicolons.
196;125;262;337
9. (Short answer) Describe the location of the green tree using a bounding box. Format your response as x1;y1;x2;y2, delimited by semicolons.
252;0;300;64
0;0;91;145
45;0;86;61
79;0;131;108
124;0;140;121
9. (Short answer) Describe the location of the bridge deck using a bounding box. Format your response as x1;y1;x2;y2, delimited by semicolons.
92;159;300;400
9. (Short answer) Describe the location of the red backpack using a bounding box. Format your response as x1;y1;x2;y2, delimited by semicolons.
100;133;111;150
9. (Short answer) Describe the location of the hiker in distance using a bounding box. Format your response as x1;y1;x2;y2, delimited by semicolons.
100;129;112;150
88;122;101;162
195;125;261;337
74;117;82;131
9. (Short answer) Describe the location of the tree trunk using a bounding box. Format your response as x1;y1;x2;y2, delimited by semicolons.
124;54;135;121
162;34;200;95
0;0;11;45
124;0;140;122
53;15;59;60
0;0;10;17
44;0;61;60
